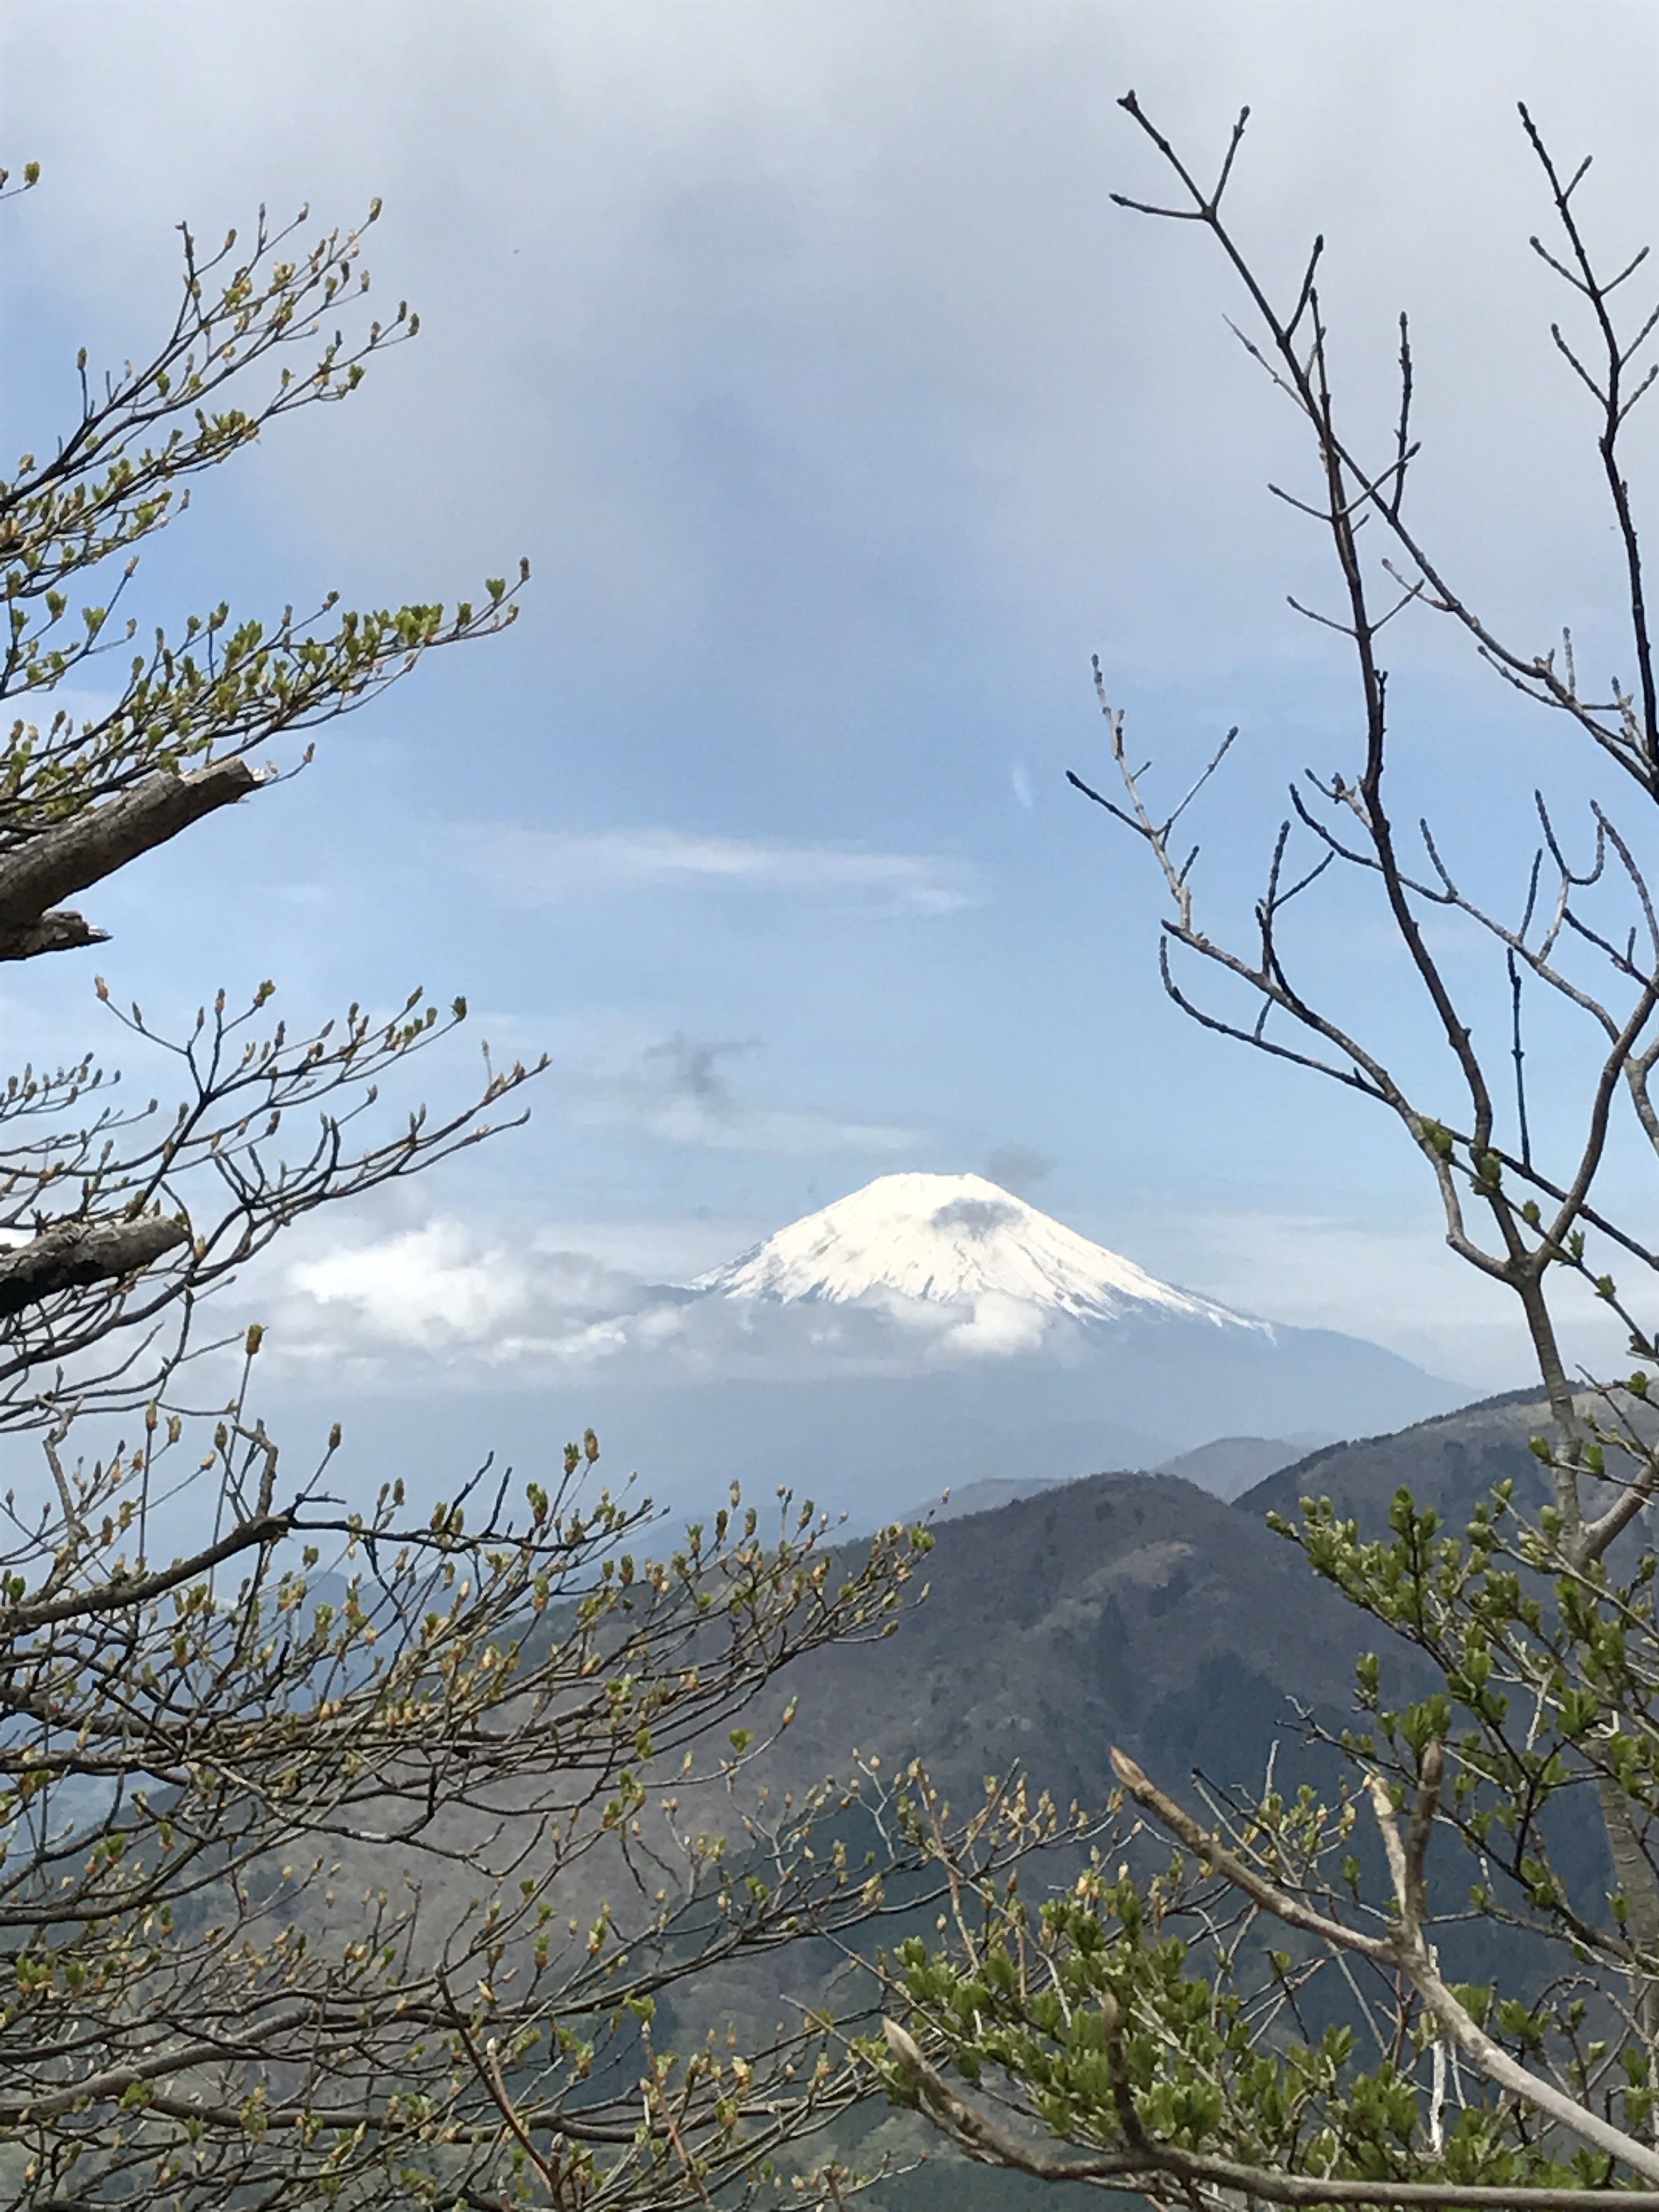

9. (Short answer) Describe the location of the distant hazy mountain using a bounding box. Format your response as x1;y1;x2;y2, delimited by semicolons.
696;1170;1261;1329
643;1172;1463;1520
898;1438;1310;1522
273;1173;1472;1528
896;1472;1074;1523
1157;1434;1310;1502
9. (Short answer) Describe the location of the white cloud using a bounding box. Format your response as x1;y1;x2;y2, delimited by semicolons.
472;826;980;916
901;1287;1055;1361
280;1217;647;1363
267;1209;1068;1382
291;1220;521;1347
624;1095;916;1156
18;0;1651;687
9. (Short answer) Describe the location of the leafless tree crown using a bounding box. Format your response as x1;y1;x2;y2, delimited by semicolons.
883;94;1659;2212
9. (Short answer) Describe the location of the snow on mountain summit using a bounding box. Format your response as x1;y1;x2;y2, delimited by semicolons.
693;1172;1260;1330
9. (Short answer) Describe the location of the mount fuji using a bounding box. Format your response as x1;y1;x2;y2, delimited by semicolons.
694;1171;1266;1331
535;1171;1464;1520
278;1173;1470;1528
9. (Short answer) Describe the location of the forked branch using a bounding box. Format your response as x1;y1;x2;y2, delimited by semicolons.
1111;1745;1659;2183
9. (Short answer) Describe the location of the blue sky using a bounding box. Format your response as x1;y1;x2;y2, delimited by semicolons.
5;0;1659;1407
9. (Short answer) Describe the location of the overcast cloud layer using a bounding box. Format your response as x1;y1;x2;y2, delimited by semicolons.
5;2;1659;1408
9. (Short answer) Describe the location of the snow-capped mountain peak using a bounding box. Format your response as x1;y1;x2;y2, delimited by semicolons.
693;1171;1257;1330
